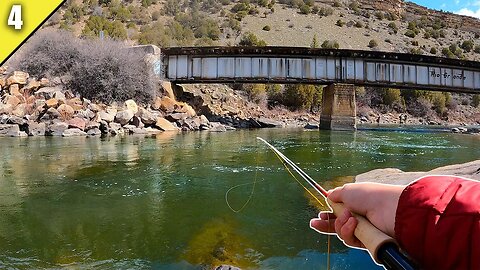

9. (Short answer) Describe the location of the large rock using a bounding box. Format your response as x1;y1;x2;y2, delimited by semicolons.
108;122;124;135
24;80;41;92
85;121;100;131
0;124;20;136
62;128;87;137
7;116;26;126
68;117;86;131
26;121;46;136
47;122;68;136
11;104;27;118
256;117;284;128
98;110;115;122
176;103;196;117
5;95;21;108
125;99;139;114
0;104;13;115
115;109;134;126
158;96;176;113
9;84;20;96
6;71;29;86
87;128;101;136
165;112;188;122
155;117;178;131
136;107;156;125
45;98;58;108
57;104;75;120
355;160;480;185
34;86;61;100
66;97;83;111
41;107;61;121
161;81;176;100
76;109;96;120
304;122;320;129
209;122;227;132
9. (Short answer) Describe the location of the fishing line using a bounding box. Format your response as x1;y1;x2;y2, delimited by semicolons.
225;148;263;213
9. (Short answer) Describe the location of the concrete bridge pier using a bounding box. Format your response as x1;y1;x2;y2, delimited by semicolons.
320;83;357;131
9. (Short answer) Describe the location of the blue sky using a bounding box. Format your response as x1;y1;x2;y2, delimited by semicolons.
409;0;480;18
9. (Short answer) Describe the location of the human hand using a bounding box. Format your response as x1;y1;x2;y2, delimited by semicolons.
309;182;405;248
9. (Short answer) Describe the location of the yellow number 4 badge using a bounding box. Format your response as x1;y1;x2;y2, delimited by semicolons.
1;0;65;66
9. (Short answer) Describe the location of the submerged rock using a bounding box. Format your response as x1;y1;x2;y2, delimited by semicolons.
155;117;178;131
355;160;480;185
62;128;87;137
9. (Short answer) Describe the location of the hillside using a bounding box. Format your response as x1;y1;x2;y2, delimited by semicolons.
45;0;480;61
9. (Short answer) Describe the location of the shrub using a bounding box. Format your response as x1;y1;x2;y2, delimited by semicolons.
336;19;345;27
374;11;384;20
318;6;334;17
388;22;398;33
321;40;339;49
442;47;455;58
299;4;311;14
430;47;437;54
333;0;341;7
244;84;268;105
311;34;319;48
262;25;271;31
404;30;416;38
473;94;480;107
152;10;161;21
461;40;474;52
239;32;267;46
368;39;378;48
474;45;480;54
355;21;363;28
382;88;402;106
14;30;155;103
283;84;322;111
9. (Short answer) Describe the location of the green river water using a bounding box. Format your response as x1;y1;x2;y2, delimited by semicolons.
0;128;479;270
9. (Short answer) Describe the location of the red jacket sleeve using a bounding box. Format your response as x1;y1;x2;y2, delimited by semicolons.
395;176;480;270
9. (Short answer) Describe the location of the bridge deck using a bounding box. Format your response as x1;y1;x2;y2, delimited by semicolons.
162;47;480;93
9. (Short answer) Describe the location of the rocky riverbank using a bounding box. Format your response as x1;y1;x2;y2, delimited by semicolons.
355;160;480;185
0;69;316;137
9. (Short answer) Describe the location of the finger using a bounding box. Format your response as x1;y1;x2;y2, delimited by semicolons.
334;209;350;234
339;217;365;248
327;186;344;203
319;211;336;220
310;218;336;234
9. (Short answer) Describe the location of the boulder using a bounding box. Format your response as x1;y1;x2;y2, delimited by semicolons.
87;128;101;136
215;265;241;270
158;96;176;113
125;99;139;114
115;109;134;126
24;80;41;92
0;124;20;136
0;104;13;115
39;78;50;87
123;124;136;134
7;116;26;126
41;107;61;121
57;104;75;120
131;115;144;128
6;71;29;86
5;95;21;108
11;104;27;118
161;81;176;100
66;97;83;111
45;98;58;108
26;121;46;136
155;117;178;131
68;117;86;131
47;122;68;136
85;121;100;131
35;87;61;99
256;117;284;128
304;122;319;129
9;84;20;96
98;110;115;122
209;122;227;132
165;112;188;122
108;122;124;135
136;107;156;125
89;103;102;112
62;128;87;137
176;103;196;117
182;117;201;131
451;128;460;133
76;109;96;120
0;77;5;88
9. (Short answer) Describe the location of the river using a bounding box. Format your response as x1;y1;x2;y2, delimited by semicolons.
0;128;479;269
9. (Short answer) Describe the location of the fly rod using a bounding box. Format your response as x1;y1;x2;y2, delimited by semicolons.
256;137;416;270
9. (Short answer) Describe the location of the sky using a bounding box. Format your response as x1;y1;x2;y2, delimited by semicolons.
409;0;480;18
